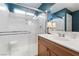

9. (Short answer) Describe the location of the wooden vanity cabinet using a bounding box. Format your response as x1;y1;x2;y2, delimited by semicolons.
38;36;79;56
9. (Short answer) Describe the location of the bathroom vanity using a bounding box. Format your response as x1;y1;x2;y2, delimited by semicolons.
38;34;79;56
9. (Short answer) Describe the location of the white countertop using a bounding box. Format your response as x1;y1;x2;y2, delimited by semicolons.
38;34;79;53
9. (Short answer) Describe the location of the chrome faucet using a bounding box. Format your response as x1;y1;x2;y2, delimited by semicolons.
58;33;65;37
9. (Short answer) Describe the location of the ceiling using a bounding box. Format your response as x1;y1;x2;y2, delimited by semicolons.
50;3;79;13
1;3;79;13
16;3;42;9
16;3;54;13
16;3;79;14
15;3;54;16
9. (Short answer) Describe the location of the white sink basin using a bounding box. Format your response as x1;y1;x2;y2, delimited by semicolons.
54;37;70;41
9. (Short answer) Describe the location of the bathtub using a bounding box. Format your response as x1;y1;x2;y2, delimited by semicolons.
0;31;38;56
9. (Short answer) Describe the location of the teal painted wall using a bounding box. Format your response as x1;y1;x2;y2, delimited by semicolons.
72;11;79;32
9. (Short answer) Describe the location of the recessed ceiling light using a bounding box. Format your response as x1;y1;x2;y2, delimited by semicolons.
14;9;25;14
0;4;8;12
26;12;35;16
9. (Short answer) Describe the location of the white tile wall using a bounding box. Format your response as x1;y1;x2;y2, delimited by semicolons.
0;11;46;56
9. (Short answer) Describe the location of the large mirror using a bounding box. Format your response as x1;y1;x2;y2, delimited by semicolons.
47;3;79;33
